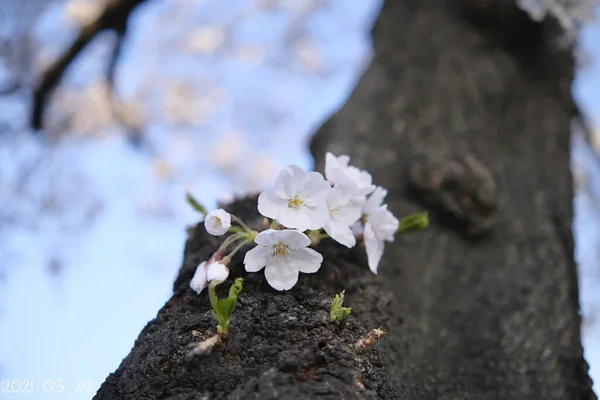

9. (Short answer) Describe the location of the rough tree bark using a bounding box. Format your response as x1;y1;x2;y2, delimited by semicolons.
95;0;597;399
95;198;401;399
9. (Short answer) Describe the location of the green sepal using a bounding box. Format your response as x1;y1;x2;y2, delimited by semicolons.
186;192;207;215
396;212;429;234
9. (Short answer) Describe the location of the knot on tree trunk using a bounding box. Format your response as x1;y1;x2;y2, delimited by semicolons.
408;151;499;238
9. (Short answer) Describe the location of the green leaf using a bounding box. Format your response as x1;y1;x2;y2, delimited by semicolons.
209;278;244;334
330;290;352;322
211;309;224;325
186;192;207;215
216;297;236;319
229;278;243;298
396;212;429;234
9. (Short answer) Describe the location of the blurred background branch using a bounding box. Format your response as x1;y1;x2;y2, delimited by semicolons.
31;0;148;130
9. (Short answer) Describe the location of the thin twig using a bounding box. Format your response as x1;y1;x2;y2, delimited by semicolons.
31;0;149;130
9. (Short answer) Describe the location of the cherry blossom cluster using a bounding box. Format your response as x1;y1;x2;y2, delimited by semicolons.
189;152;426;294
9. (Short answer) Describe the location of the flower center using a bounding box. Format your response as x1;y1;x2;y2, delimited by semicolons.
287;195;304;209
272;242;290;258
214;217;222;226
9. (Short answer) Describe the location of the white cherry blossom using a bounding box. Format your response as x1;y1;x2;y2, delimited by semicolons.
323;184;362;248
243;229;323;291
205;209;231;236
190;261;209;294
364;205;399;274
206;261;230;283
190;260;231;294
258;165;331;231
325;152;375;196
363;186;388;218
351;186;388;235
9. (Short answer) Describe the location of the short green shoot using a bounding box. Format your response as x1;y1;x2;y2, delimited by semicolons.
209;278;243;335
330;290;352;322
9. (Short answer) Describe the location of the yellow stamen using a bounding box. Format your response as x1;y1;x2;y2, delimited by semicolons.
273;242;289;257
287;196;303;209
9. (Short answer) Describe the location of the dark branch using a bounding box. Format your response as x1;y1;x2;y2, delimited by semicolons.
31;0;148;130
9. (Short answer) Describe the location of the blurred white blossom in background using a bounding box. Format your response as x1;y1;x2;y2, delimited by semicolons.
517;0;598;29
64;0;106;26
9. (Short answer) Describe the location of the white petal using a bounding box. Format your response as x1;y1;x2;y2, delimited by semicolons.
337;154;351;168
304;203;330;230
346;167;374;189
244;246;270;272
258;189;286;220
275;230;311;249
290;248;323;273
380;217;399;241
325;152;349;181
207;261;229;282
370;205;399;241
334;202;362;226
343;166;375;195
205;209;231;236
364;222;384;274
358;169;374;187
354;185;376;196
363;186;388;217
327;183;356;208
264;260;299;291
325;152;339;168
274;164;307;198
302;171;331;206
279;206;312;231
189;262;208;294
324;219;356;248
350;194;368;208
326;167;353;187
254;229;278;246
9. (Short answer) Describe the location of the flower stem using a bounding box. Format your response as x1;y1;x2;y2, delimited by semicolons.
226;238;251;259
213;233;244;260
208;281;219;315
221;233;243;249
232;215;253;234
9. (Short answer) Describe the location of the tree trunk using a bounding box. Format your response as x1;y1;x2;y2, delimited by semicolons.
94;198;402;399
95;1;597;399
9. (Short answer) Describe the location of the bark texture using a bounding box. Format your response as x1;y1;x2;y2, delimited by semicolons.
96;0;597;399
95;198;401;399
310;1;595;399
